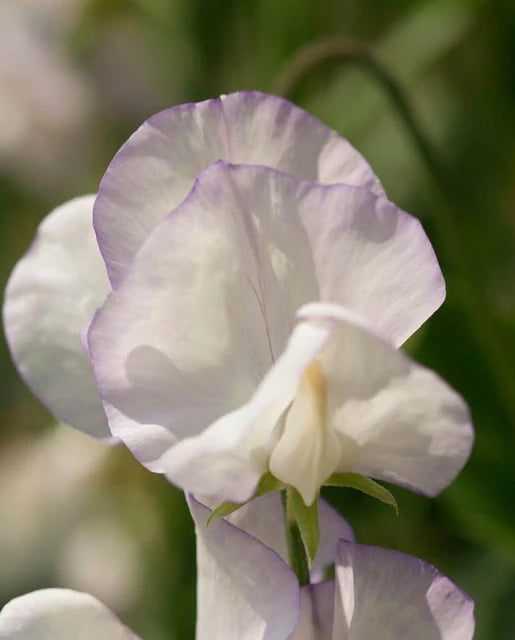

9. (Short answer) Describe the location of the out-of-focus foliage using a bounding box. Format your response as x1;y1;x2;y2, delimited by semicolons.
0;0;514;638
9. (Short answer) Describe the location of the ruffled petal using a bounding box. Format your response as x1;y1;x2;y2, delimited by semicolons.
3;196;110;438
295;185;445;346
94;91;383;287
0;589;140;639
298;303;474;497
89;162;328;480
188;496;300;640
90;162;446;493
333;541;475;639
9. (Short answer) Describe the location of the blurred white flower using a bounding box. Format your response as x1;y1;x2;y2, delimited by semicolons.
0;589;140;639
0;425;147;614
0;0;95;190
0;425;107;589
56;516;141;614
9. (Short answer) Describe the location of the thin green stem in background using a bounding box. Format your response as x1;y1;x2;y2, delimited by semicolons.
274;37;515;426
280;489;310;587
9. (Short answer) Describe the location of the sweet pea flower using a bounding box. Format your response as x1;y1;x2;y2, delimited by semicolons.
89;161;471;505
189;495;475;639
4;92;472;504
0;496;475;639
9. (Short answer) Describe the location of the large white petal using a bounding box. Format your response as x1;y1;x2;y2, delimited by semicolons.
90;162;445;491
299;303;474;497
89;162;325;480
3;196;110;438
0;589;139;639
188;496;299;640
295;185;445;347
333;541;475;639
94;91;383;287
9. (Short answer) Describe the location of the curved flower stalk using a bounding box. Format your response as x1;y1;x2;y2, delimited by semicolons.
189;496;475;639
3;92;472;506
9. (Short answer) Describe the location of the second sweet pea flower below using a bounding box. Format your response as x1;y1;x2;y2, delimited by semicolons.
0;495;475;639
88;161;473;504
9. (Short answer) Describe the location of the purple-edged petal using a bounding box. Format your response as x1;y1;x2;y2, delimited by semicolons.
294;184;445;347
333;541;475;639
0;589;140;639
290;582;335;640
94;91;383;287
188;496;300;640
89;162;446;495
3;196;110;438
88;162;320;480
273;303;473;500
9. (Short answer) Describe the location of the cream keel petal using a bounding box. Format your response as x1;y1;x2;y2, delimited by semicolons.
3;196;110;439
0;589;140;640
332;541;475;639
269;360;342;505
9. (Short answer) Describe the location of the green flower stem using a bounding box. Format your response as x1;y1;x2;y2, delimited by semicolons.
274;37;515;426
281;488;310;587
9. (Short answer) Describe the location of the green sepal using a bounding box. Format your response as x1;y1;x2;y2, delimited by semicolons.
289;488;320;565
207;473;285;525
325;472;399;514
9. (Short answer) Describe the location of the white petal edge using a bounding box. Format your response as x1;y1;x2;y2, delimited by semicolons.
333;541;475;639
188;496;300;640
3;196;110;438
0;589;140;639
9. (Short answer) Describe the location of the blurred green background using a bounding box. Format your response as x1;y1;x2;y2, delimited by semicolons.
1;0;514;637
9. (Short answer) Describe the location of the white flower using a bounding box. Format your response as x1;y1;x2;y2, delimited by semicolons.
0;589;139;640
0;0;94;189
3;92;469;504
